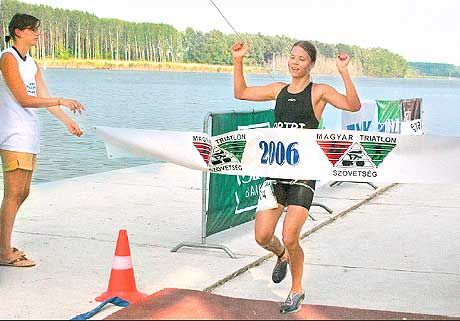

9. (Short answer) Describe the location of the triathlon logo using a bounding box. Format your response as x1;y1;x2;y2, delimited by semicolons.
210;133;247;172
316;140;354;166
192;135;212;165
317;134;397;170
336;143;375;169
360;141;397;168
211;141;246;165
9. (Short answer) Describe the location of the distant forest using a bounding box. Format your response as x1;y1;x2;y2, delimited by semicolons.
1;0;456;78
409;62;460;78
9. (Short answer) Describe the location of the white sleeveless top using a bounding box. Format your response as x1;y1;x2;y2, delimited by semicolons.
0;47;40;154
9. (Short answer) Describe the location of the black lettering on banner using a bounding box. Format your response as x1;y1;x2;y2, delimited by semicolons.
411;121;422;132
210;164;243;172
333;169;378;178
211;149;231;166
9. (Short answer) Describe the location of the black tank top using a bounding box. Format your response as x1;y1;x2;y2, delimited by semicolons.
274;83;319;129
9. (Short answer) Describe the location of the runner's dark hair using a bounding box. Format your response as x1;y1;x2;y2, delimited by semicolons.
292;41;317;62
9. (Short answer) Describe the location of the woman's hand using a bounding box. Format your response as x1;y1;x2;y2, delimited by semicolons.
231;42;249;60
65;119;83;137
336;53;351;73
60;98;86;115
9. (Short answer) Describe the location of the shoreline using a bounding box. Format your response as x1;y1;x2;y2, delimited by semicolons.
37;59;460;80
37;59;268;75
37;58;364;77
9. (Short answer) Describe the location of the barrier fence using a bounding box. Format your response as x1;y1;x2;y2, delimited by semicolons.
172;110;273;258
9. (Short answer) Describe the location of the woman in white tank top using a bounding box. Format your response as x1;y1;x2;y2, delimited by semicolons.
0;14;85;267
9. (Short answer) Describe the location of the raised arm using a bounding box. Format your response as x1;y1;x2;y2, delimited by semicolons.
232;42;285;102
320;53;361;112
0;53;84;114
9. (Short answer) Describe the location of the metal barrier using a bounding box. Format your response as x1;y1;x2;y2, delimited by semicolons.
171;112;237;258
330;181;378;190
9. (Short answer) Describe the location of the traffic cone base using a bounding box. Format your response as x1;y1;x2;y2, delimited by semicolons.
96;289;148;304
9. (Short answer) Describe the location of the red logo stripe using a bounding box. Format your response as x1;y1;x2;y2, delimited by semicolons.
193;142;212;165
317;141;353;165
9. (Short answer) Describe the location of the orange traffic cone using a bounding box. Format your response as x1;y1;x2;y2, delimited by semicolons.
96;230;148;303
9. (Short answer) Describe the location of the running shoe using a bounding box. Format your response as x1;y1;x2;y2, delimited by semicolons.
280;291;305;314
272;256;289;284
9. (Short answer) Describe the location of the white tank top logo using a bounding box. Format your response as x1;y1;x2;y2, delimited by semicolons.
26;82;37;95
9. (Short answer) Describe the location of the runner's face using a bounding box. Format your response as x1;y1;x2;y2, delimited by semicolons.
288;46;313;78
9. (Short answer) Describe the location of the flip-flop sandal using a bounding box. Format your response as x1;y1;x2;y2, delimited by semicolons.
0;255;36;268
12;247;25;256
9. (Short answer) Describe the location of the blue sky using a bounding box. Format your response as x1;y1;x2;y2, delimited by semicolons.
21;0;460;66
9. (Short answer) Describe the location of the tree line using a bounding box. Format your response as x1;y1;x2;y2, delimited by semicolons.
1;0;409;77
409;62;460;78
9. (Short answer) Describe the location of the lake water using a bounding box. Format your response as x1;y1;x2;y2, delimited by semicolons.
1;69;459;183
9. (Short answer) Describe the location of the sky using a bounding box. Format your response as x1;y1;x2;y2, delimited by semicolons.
18;0;460;66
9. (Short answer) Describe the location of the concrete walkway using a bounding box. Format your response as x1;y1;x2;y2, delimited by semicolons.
214;184;460;318
0;163;458;319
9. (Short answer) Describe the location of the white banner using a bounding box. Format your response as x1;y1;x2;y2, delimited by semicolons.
96;127;210;171
401;119;423;135
95;126;460;184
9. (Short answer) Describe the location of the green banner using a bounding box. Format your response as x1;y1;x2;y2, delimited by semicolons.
377;100;401;133
206;110;274;237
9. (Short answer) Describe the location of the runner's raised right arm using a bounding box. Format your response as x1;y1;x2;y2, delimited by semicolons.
232;42;285;102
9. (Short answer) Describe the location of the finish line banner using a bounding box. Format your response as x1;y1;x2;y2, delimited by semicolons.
96;127;460;184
